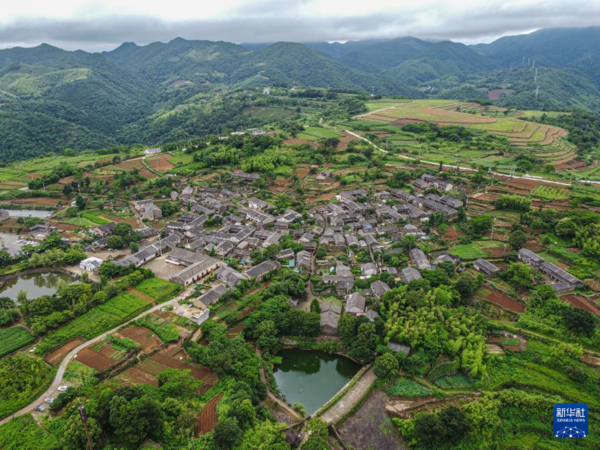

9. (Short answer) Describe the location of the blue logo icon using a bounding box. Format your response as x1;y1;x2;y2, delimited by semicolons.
554;403;588;439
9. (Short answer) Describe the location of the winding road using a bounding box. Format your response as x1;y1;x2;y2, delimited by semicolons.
0;291;190;426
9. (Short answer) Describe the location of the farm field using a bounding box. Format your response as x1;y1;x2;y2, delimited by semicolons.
134;278;181;302
120;350;218;393
116;325;163;352
137;313;181;342
531;185;570;200
195;393;223;436
0;326;35;357
37;291;151;355
479;287;525;313
358;100;568;153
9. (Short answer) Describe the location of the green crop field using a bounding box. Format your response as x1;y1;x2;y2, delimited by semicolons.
0;327;35;357
386;379;434;397
135;278;181;301
449;244;487;260
137;315;180;343
38;292;150;355
531;185;570;200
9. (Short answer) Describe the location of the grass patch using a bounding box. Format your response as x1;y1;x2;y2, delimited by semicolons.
135;278;181;302
435;374;473;388
386;379;433;398
449;244;486;260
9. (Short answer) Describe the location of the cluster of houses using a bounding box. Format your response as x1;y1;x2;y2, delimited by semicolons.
78;169;582;339
473;248;584;293
518;248;584;292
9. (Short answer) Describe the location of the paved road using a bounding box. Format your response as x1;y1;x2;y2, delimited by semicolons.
320;366;377;425
0;291;190;426
345;130;599;187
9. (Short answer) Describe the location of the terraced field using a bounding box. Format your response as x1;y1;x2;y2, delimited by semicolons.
358;100;568;152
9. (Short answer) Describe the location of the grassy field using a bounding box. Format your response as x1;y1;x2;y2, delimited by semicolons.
135;278;181;302
0;327;35;357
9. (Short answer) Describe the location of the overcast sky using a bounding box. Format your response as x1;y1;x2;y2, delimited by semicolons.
1;0;600;51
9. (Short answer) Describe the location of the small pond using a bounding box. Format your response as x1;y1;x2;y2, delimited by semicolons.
5;209;53;219
0;272;75;303
273;349;361;416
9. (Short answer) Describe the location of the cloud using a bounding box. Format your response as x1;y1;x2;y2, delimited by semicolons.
0;0;599;51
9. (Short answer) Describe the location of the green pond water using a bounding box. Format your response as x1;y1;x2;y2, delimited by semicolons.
273;349;361;416
0;272;75;303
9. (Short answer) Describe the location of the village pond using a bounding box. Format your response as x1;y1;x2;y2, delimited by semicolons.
0;271;75;303
273;349;361;416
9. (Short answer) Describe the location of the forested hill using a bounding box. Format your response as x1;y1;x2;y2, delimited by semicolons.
2;28;600;162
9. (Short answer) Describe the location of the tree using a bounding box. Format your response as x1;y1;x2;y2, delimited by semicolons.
310;299;321;313
563;307;596;336
439;406;472;444
74;194;86;210
129;242;139;253
505;262;534;291
302;418;329;450
107;235;125;249
508;230;528;250
158;369;202;398
213;417;242;449
374;353;399;379
62;411;103;450
455;277;475;301
468;215;493;238
114;222;133;236
107;394;163;448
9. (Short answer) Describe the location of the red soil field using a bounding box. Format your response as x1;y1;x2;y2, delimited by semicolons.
443;226;463;240
146;157;174;172
562;295;600;318
481;247;508;258
284;137;316;146
77;347;115;371
196;393;223;436
118;326;162;352
139;169;158;179
335;131;359;150
44;338;85;366
120;367;160;386
115;159;145;170
10;197;62;207
524;241;544;252
391;118;424;127
293;167;310;178
484;289;525;313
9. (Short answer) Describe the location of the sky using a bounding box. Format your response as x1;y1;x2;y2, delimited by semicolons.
1;0;600;51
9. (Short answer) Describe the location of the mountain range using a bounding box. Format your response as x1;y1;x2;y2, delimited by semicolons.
1;26;600;161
